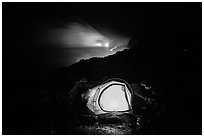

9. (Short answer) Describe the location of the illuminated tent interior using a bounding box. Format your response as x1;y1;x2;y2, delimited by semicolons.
99;84;130;112
86;79;132;115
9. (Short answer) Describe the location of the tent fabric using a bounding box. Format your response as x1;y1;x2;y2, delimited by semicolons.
86;78;133;115
99;84;130;112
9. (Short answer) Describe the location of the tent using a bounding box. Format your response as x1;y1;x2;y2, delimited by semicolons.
85;78;133;115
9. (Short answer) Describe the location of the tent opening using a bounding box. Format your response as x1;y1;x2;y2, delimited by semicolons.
99;84;131;112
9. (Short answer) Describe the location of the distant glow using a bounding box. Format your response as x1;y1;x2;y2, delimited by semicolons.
47;22;109;48
45;21;130;67
110;46;117;51
95;43;103;47
104;42;110;48
95;42;110;48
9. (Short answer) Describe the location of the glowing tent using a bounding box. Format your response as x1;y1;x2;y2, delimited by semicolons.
86;78;133;115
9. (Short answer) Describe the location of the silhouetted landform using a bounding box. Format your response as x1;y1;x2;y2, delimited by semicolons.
3;33;201;135
32;40;164;134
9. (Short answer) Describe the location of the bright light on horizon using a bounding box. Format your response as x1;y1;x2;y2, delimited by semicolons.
95;43;103;47
45;21;130;67
104;42;109;48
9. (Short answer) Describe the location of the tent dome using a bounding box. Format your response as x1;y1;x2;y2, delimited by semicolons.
86;78;133;115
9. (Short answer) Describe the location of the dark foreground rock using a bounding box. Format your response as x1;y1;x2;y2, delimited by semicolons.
3;35;201;134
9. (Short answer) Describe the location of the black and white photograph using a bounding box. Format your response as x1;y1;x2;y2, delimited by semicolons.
2;2;202;135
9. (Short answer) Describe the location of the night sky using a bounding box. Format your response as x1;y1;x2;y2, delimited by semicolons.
3;2;201;78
